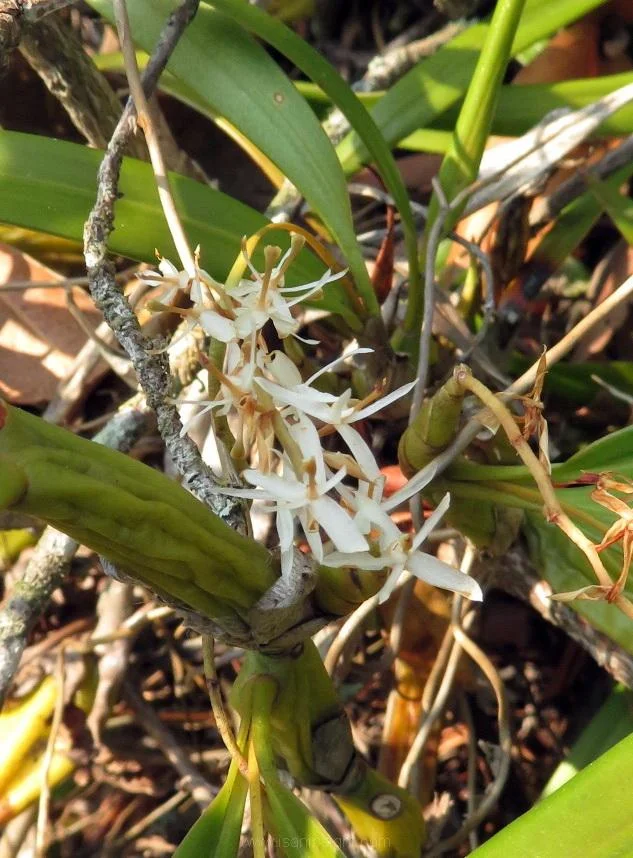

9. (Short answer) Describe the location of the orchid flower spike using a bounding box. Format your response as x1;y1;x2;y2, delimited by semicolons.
324;493;483;604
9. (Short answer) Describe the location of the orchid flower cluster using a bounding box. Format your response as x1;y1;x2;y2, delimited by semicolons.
145;235;482;604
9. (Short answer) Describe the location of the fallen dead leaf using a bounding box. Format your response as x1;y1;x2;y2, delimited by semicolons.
0;244;102;404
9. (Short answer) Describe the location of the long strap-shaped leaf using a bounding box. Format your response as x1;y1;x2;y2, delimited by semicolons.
0;130;359;327
87;0;379;316
173;722;250;858
469;732;633;858
204;0;421;303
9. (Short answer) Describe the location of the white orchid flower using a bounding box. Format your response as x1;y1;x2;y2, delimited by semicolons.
217;460;370;578
323;493;482;604
255;375;416;481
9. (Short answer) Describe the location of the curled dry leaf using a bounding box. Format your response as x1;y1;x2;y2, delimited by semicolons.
0;244;101;404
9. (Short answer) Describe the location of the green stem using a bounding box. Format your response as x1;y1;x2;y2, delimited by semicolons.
428;0;528;231
405;0;527;338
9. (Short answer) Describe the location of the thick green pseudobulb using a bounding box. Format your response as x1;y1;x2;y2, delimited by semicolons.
398;374;464;477
232;642;426;857
0;401;276;629
232;641;344;785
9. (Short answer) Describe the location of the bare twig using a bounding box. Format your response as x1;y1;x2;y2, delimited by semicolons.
35;649;65;857
507;273;633;398
424;624;511;856
0;1;71;79
87;580;134;744
110;790;188;848
410;177;451;422
82;0;246;531
456;365;633;618
123;678;215;807
458;692;479;851
399;611;474;789
0;407;149;707
201;635;249;776
0;528;75;709
398;544;478;790
324;590;382;677
113;0;195;275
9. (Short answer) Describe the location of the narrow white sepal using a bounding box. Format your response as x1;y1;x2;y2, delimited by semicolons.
406;553;483;601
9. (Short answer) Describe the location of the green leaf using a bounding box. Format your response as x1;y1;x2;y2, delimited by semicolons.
203;0;421;305
447;406;633;485
264;778;347;858
414;0;526;338
586;175;633;245
173;757;248;858
249;676;347;858
0;130;358;326
541;685;633;799
525;517;633;652
87;0;378;316
523;490;633;655
468;732;633;857
445;422;633;653
334;767;426;858
553;424;633;482
426;71;633;140
336;0;610;175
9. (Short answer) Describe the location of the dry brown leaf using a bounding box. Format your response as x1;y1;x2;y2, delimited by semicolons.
0;244;102;404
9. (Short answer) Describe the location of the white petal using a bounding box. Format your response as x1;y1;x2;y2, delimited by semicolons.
242;470;306;505
310;495;369;553
255;378;334;421
198;310;237;342
322;550;386;571
158;258;179;277
350;380;417;422
287;413;327;485
272;317;300;339
280;547;294;580
223;341;242;373
359;495;400;543
235;309;266;338
304;347;373;386
406;553;483;601
381;459;441;513
337;424;380;481
267;351;303;387
321;466;348;495
299;509;324;563
411;493;451;552
377;565;406;604
285;271;345;307
276;508;295;553
213;485;268;500
281;267;347;295
178;403;215;437
290;331;320;345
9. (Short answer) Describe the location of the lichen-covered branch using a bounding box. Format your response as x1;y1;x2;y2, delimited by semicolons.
19;12;144;154
82;0;245;532
485;548;633;688
0;0;72;77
